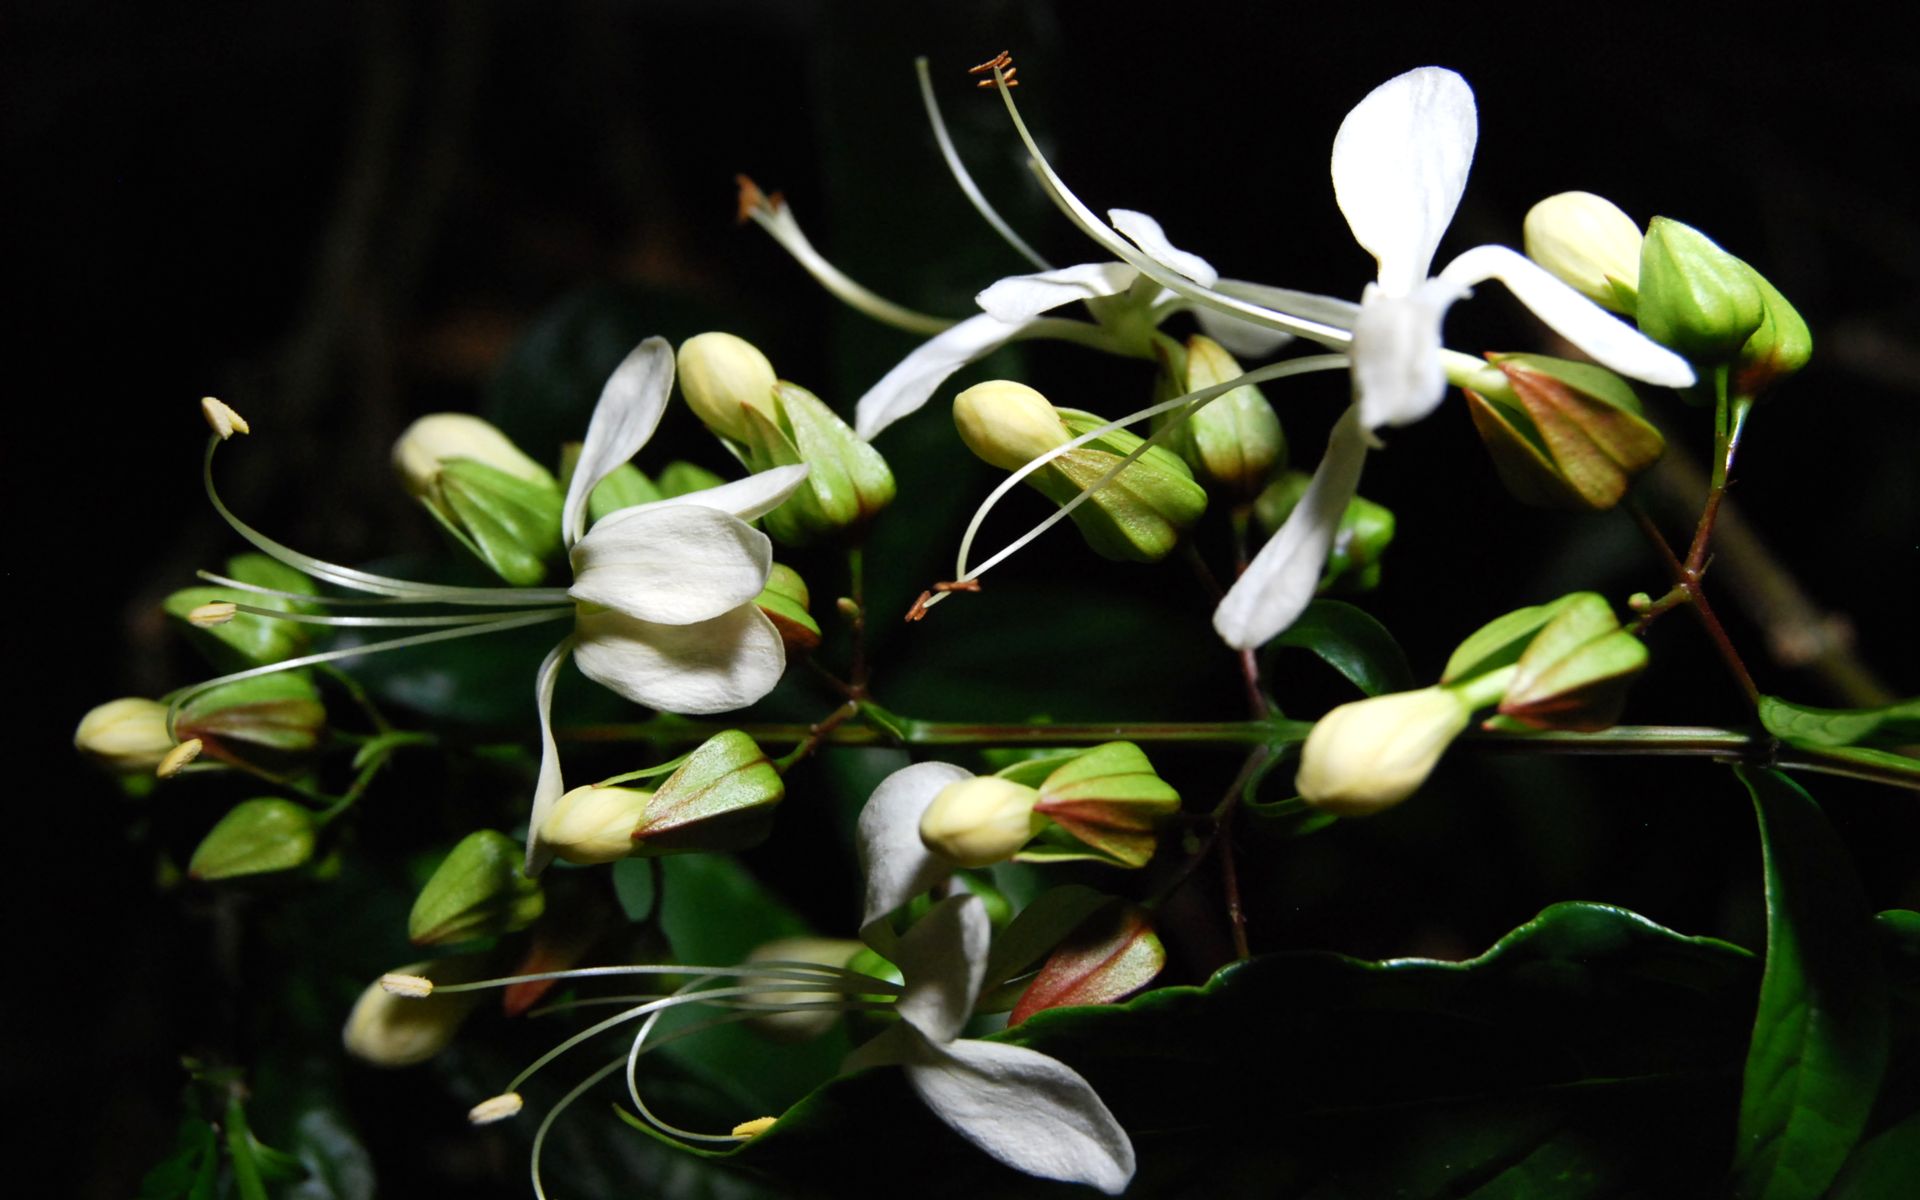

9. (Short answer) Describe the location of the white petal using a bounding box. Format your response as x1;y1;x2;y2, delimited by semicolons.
1213;407;1369;649
1107;209;1219;287
854;314;1024;441
1349;279;1464;431
841;1019;921;1075
857;760;974;932
524;638;574;874
893;895;991;1044
1439;244;1696;388
975;262;1139;324
568;505;771;625
611;465;812;525
571;604;785;716
906;1038;1136;1195
1331;67;1477;294
563;338;675;546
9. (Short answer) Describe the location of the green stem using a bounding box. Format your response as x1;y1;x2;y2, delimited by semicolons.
223;1092;270;1200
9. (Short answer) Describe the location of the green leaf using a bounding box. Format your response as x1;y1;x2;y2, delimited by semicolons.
137;1116;219;1200
718;902;1756;1196
1759;695;1920;752
1271;599;1414;696
612;857;657;922
1829;1110;1920;1200
1732;767;1890;1200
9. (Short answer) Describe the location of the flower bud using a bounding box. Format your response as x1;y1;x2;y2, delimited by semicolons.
632;730;785;856
540;785;653;865
74;698;175;772
1735;270;1812;399
1466;353;1664;511
755;562;821;653
176;672;327;757
920;777;1043;868
1008;742;1180;868
953;380;1073;471
1255;472;1395;591
343;957;484;1067
743;383;897;546
188;797;318;880
1296;686;1472;816
1156;335;1285;499
409;829;546;945
165;554;325;670
396;415;563;586
1636;218;1764;365
1495;592;1648;731
1523;192;1643;314
1048;409;1209;563
742;937;866;1041
677;332;780;444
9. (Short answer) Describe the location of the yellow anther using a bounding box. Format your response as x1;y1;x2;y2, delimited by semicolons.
156;738;204;779
200;397;250;440
187;601;238;627
468;1093;525;1125
731;1116;777;1138
379;972;435;998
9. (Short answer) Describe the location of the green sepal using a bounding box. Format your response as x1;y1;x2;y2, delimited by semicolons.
755;562;821;651
1466;354;1665;511
435;457;564;586
1009;902;1165;1024
656;460;727;499
631;731;784;856
1021;741;1180;868
164;579;310;670
1758;695;1920;753
742;383;895;546
225;552;322;606
977;884;1114;1002
188;798;317;880
407;829;545;945
1637;216;1765;366
1254;471;1394;591
1442;593;1586;685
176;672;326;754
1153;334;1285;499
586;461;664;525
1029;409;1208;563
1499;594;1647;731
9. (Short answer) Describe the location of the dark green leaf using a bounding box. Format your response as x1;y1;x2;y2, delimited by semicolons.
1828;1110;1920;1200
1759;695;1920;752
1733;767;1891;1200
1271;599;1414;696
137;1116;219;1200
613;857;657;922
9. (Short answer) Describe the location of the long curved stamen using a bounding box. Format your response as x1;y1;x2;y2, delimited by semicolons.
530;1058;624;1200
915;57;1050;273
203;438;572;607
984;66;1351;350
225;602;571;629
736;177;956;337
195;570;432;608
163;608;572;726
423;961;902;996
931;355;1349;614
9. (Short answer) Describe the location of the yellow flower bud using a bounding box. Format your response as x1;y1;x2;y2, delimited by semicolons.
74;698;176;772
1296;687;1471;816
1523;192;1643;314
539;784;652;865
952;381;1073;471
742;936;865;1041
392;413;555;500
677;332;780;443
919;776;1042;867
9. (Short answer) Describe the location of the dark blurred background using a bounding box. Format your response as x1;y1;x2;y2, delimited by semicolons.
12;1;1917;1195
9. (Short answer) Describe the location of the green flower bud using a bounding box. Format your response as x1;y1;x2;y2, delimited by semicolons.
188;797;318;880
1465;353;1664;511
165;554;322;670
342;958;484;1067
1029;741;1181;868
954;380;1074;471
1495;593;1648;731
755;562;821;652
920;777;1044;868
1523;192;1643;315
540;784;653;865
176;673;327;757
655;460;727;499
1442;592;1588;685
632;730;784;856
1254;472;1395;591
1154;336;1285;499
742;937;866;1041
742;383;897;546
1734;268;1812;399
1636;217;1764;365
1296;686;1472;816
677;332;780;444
74;697;175;772
395;414;563;586
409;830;545;945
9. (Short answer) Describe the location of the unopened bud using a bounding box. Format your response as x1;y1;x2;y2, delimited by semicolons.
1735;270;1812;399
468;1093;525;1125
743;937;865;1041
1495;592;1647;731
188;797;317;879
954;380;1072;471
540;784;652;865
678;332;781;444
1047;409;1208;563
996;741;1182;868
156;738;204;778
1466;354;1664;512
1637;218;1764;365
1523;192;1643;314
745;383;897;546
1296;686;1472;816
755;562;821;652
201;397;250;439
632;730;784;856
75;698;175;772
175;672;326;757
396;415;563;586
393;413;555;497
920;776;1042;868
343;958;483;1067
1255;472;1395;591
1159;335;1285;499
409;829;546;945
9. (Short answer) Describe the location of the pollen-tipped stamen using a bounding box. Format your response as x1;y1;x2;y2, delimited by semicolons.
915;56;1049;272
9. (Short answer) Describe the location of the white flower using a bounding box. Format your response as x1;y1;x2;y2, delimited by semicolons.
845;895;1137;1194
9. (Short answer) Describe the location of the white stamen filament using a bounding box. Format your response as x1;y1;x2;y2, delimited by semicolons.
740;189;956;337
227;602;572;629
914;57;1050;272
